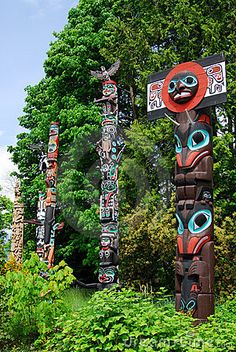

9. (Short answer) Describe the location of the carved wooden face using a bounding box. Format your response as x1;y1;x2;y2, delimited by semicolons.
174;122;212;168
98;266;116;283
100;235;112;247
102;83;116;96
168;71;199;104
176;203;213;255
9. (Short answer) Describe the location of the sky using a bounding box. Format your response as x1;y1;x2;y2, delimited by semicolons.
0;0;78;199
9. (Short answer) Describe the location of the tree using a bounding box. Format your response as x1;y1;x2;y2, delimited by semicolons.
0;189;13;267
10;0;236;290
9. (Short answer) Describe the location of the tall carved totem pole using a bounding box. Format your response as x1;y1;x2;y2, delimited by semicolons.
91;60;124;287
147;54;227;321
35;191;46;260
44;122;60;268
11;181;24;263
26;123;62;268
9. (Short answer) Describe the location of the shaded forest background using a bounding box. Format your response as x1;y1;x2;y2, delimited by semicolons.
7;0;236;295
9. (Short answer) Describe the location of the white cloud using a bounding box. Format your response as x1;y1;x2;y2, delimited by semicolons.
0;147;18;200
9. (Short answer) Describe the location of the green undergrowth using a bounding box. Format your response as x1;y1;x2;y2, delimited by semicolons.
0;253;75;350
0;254;235;352
35;288;236;352
61;287;92;311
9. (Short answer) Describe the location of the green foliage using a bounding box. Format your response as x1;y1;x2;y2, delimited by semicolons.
0;192;13;236
36;288;236;352
214;209;236;295
0;192;13;269
119;193;176;290
36;288;192;351
61;288;92;312
0;253;75;348
213;134;236;216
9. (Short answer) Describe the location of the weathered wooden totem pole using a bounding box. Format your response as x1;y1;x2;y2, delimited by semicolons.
11;181;24;263
44;122;60;268
91;60;125;287
147;54;227;321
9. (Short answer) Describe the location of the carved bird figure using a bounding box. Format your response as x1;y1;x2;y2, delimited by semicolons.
90;60;120;81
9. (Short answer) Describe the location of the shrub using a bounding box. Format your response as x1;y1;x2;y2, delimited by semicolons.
179;294;236;351
37;287;193;351
0;253;75;348
37;288;236;352
119;193;176;291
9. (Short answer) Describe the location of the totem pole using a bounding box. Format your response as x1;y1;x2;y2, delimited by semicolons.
44;122;60;268
35;191;46;260
91;60;124;288
147;54;227;321
11;181;24;263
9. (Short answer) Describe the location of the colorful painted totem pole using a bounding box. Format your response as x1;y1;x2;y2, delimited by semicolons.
11;181;24;263
44;122;60;268
91;60;124;287
26;124;62;267
147;54;227;321
35;191;46;260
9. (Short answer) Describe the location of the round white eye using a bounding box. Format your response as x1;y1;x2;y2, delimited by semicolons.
105;250;110;258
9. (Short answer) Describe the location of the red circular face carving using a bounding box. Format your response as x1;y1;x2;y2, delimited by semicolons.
162;62;208;112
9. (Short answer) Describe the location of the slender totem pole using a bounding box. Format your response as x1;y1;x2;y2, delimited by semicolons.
91;60;125;287
44;122;60;268
11;181;24;263
35;191;46;260
25;123;62;268
147;54;227;321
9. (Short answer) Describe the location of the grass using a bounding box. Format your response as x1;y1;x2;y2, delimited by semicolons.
61;287;93;312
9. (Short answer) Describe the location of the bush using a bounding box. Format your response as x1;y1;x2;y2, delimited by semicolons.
37;287;193;351
0;253;75;348
214;209;236;296
119;193;176;291
37;288;236;352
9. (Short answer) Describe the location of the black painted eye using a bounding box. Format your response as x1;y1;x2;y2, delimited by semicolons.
168;80;176;93
187;77;194;84
193;132;204;144
187;130;209;151
181;75;198;87
188;209;212;234
195;213;207;227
